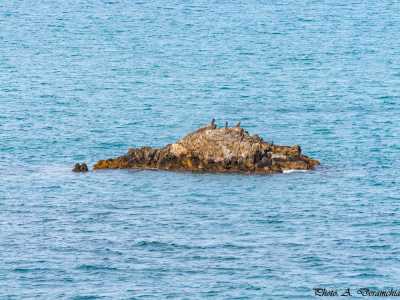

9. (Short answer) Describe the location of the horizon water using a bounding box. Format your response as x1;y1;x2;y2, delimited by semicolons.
1;1;400;299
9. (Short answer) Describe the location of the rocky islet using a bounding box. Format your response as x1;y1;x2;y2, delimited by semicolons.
86;120;319;174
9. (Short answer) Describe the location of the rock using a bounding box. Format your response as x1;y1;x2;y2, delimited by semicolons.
73;162;89;172
93;122;320;174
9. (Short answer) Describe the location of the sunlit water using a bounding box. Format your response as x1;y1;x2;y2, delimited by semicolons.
1;1;400;299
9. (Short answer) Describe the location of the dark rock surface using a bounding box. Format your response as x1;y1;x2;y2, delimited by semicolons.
92;121;319;174
73;163;89;172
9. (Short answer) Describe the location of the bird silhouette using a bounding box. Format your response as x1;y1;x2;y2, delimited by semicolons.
211;118;217;129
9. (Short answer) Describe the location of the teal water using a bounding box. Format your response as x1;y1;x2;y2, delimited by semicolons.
1;1;400;299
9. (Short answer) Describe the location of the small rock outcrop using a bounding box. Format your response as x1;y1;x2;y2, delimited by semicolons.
73;163;89;172
92;121;319;174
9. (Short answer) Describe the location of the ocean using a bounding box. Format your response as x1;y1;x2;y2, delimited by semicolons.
1;0;400;298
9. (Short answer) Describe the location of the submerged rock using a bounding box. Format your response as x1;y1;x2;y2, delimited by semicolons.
93;121;319;174
73;162;89;172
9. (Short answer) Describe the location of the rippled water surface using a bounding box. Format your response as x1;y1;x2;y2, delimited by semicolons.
1;1;400;299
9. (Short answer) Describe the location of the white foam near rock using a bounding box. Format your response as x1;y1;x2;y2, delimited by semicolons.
283;169;309;174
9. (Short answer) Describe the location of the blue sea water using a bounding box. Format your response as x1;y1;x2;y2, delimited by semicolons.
1;0;400;298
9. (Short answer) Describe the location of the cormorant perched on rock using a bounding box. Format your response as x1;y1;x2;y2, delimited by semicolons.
211;118;217;129
296;145;302;154
235;121;241;128
225;121;228;129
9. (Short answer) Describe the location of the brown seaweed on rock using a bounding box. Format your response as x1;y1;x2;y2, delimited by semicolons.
92;121;319;174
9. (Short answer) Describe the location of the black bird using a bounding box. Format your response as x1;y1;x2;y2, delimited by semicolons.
211;118;217;129
225;121;228;129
